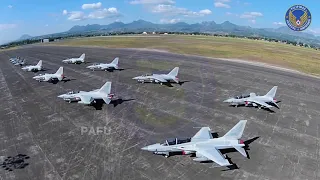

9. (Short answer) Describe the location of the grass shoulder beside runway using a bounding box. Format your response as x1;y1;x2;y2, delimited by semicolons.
49;35;320;76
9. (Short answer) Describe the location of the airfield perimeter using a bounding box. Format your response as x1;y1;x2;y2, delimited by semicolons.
0;45;320;180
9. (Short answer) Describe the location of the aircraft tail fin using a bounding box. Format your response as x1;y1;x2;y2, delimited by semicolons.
111;57;119;66
79;53;85;61
168;67;179;77
55;67;63;75
223;120;247;140
265;86;277;98
99;81;112;95
37;60;42;67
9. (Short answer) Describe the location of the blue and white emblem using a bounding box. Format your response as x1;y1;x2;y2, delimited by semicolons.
285;5;311;31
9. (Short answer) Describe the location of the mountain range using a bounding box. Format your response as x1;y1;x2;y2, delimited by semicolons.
18;20;320;46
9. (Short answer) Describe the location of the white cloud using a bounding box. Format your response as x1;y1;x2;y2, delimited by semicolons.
0;24;17;31
199;9;212;15
307;28;320;35
214;0;230;2
240;12;263;19
151;5;211;17
160;18;181;24
62;10;68;15
67;11;86;21
249;19;256;24
8;5;13;9
273;22;284;26
45;24;49;27
214;2;230;8
82;2;102;10
88;7;121;19
130;0;175;4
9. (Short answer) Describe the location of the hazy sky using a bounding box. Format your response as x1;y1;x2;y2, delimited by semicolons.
1;0;319;44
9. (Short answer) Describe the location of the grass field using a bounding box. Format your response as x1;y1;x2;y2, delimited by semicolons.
51;35;320;76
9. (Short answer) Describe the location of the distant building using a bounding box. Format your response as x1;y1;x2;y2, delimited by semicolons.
41;39;49;43
164;33;168;35
142;32;147;35
152;32;156;35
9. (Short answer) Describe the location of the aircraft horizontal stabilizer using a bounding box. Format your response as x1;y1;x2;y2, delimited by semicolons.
233;146;247;158
102;97;111;104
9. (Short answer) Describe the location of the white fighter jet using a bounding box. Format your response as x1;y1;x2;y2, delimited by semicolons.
62;53;85;64
132;67;180;85
32;67;64;82
142;120;248;167
86;57;119;71
223;86;280;109
57;81;115;105
22;60;42;72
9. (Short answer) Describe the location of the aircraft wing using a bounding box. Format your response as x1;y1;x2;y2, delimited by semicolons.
195;148;231;166
78;94;94;104
249;99;272;108
150;76;167;82
191;127;213;142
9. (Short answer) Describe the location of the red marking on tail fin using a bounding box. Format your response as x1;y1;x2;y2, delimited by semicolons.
239;139;244;144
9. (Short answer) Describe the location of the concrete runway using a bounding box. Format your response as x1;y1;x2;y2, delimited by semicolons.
0;45;319;180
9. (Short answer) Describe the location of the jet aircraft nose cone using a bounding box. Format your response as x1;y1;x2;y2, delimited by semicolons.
57;94;64;98
223;99;230;103
141;146;149;151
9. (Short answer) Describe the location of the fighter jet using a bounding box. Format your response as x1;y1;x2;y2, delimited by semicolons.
21;60;42;72
223;86;280;109
14;58;26;66
62;53;85;64
141;120;248;167
86;57;119;71
57;81;115;105
32;67;64;82
132;67;180;85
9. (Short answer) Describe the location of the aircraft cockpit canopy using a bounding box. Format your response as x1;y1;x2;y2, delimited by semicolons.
234;94;250;99
67;91;79;95
161;138;191;146
93;63;101;65
142;73;152;77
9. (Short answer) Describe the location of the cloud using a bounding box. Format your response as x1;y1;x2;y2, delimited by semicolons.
82;2;102;10
199;9;212;15
88;7;121;19
160;18;181;24
62;10;68;15
240;12;263;19
214;2;230;8
45;24;49;27
307;28;320;35
214;0;230;2
273;22;284;26
249;19;256;24
67;11;86;21
0;24;17;31
130;0;175;4
151;5;211;17
8;5;13;8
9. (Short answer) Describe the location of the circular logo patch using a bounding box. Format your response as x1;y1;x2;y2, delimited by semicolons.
285;5;311;31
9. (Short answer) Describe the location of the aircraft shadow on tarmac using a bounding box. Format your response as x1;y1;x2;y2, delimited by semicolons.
1;154;30;171
137;80;190;87
229;102;281;113
48;78;76;84
91;98;135;110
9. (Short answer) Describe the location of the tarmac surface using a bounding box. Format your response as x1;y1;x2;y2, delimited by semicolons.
0;45;319;180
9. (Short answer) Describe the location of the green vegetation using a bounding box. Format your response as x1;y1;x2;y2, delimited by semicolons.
52;35;320;76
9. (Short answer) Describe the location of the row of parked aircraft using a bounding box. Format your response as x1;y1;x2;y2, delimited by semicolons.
9;53;280;168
